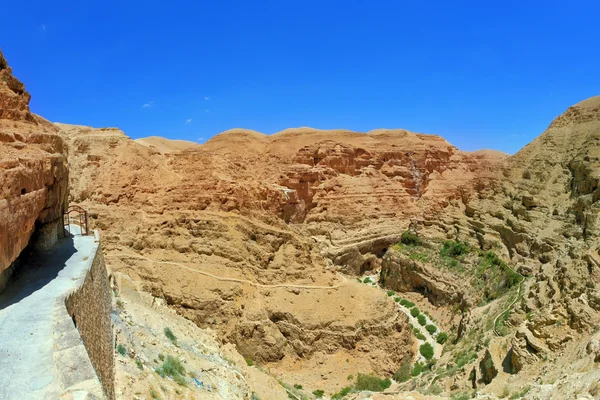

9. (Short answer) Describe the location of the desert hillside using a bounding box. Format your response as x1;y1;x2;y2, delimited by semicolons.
2;45;600;399
52;94;600;399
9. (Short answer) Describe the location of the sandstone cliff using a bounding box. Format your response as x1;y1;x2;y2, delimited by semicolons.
0;51;69;291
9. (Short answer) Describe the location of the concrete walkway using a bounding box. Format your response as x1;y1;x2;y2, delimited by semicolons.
0;226;94;400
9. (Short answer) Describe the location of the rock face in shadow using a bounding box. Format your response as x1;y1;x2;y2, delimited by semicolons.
0;51;69;292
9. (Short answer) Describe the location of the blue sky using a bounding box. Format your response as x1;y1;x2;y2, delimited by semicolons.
1;1;599;154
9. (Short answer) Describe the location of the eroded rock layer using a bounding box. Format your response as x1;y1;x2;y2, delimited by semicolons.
0;51;68;291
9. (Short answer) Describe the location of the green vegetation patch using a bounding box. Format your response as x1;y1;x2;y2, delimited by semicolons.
495;310;511;336
412;328;426;341
474;251;521;303
116;344;126;356
155;355;187;386
417;314;427;326
399;298;415;308
393;360;412;383
411;359;435;377
436;332;448;344
410;307;420;317
400;231;421;246
454;349;478;368
419;343;434;360
425;324;437;334
354;374;392;392
331;386;352;399
312;389;324;398
164;327;177;345
440;240;470;258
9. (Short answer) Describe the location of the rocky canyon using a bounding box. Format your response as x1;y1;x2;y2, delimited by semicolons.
1;48;600;399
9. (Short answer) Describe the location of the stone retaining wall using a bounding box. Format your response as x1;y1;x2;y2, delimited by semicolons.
55;231;115;399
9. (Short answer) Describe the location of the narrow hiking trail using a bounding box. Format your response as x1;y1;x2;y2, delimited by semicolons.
107;252;346;290
396;306;443;360
0;226;95;400
361;273;442;362
493;270;525;337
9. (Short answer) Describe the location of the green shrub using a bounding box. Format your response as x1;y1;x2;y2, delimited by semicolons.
312;389;325;398
436;332;448;344
245;357;254;366
399;299;415;308
417;314;427;326
425;324;437;334
363;277;372;284
164;327;177;344
400;231;420;246
116;344;127;356
155;355;187;386
410;307;420;317
415;331;426;341
386;290;395;296
393;360;412;383
331;386;352;399
158;353;165;361
354;374;392;392
419;343;434;360
455;350;478;367
411;361;426;376
440;240;469;258
293;384;303;390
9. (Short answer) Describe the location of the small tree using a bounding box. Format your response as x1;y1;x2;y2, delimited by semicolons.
436;332;448;344
400;231;420;246
393;360;412;382
419;343;434;360
417;314;427;326
164;327;177;344
410;307;420;317
425;324;437;334
355;374;392;392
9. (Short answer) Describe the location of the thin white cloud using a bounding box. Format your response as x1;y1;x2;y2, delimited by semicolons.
41;24;47;31
204;96;210;101
142;101;154;108
185;118;192;124
204;109;210;113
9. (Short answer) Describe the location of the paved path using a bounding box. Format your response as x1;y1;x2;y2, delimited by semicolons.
396;306;442;360
0;226;94;400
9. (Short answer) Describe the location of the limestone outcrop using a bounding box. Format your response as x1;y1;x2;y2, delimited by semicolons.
0;51;68;291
